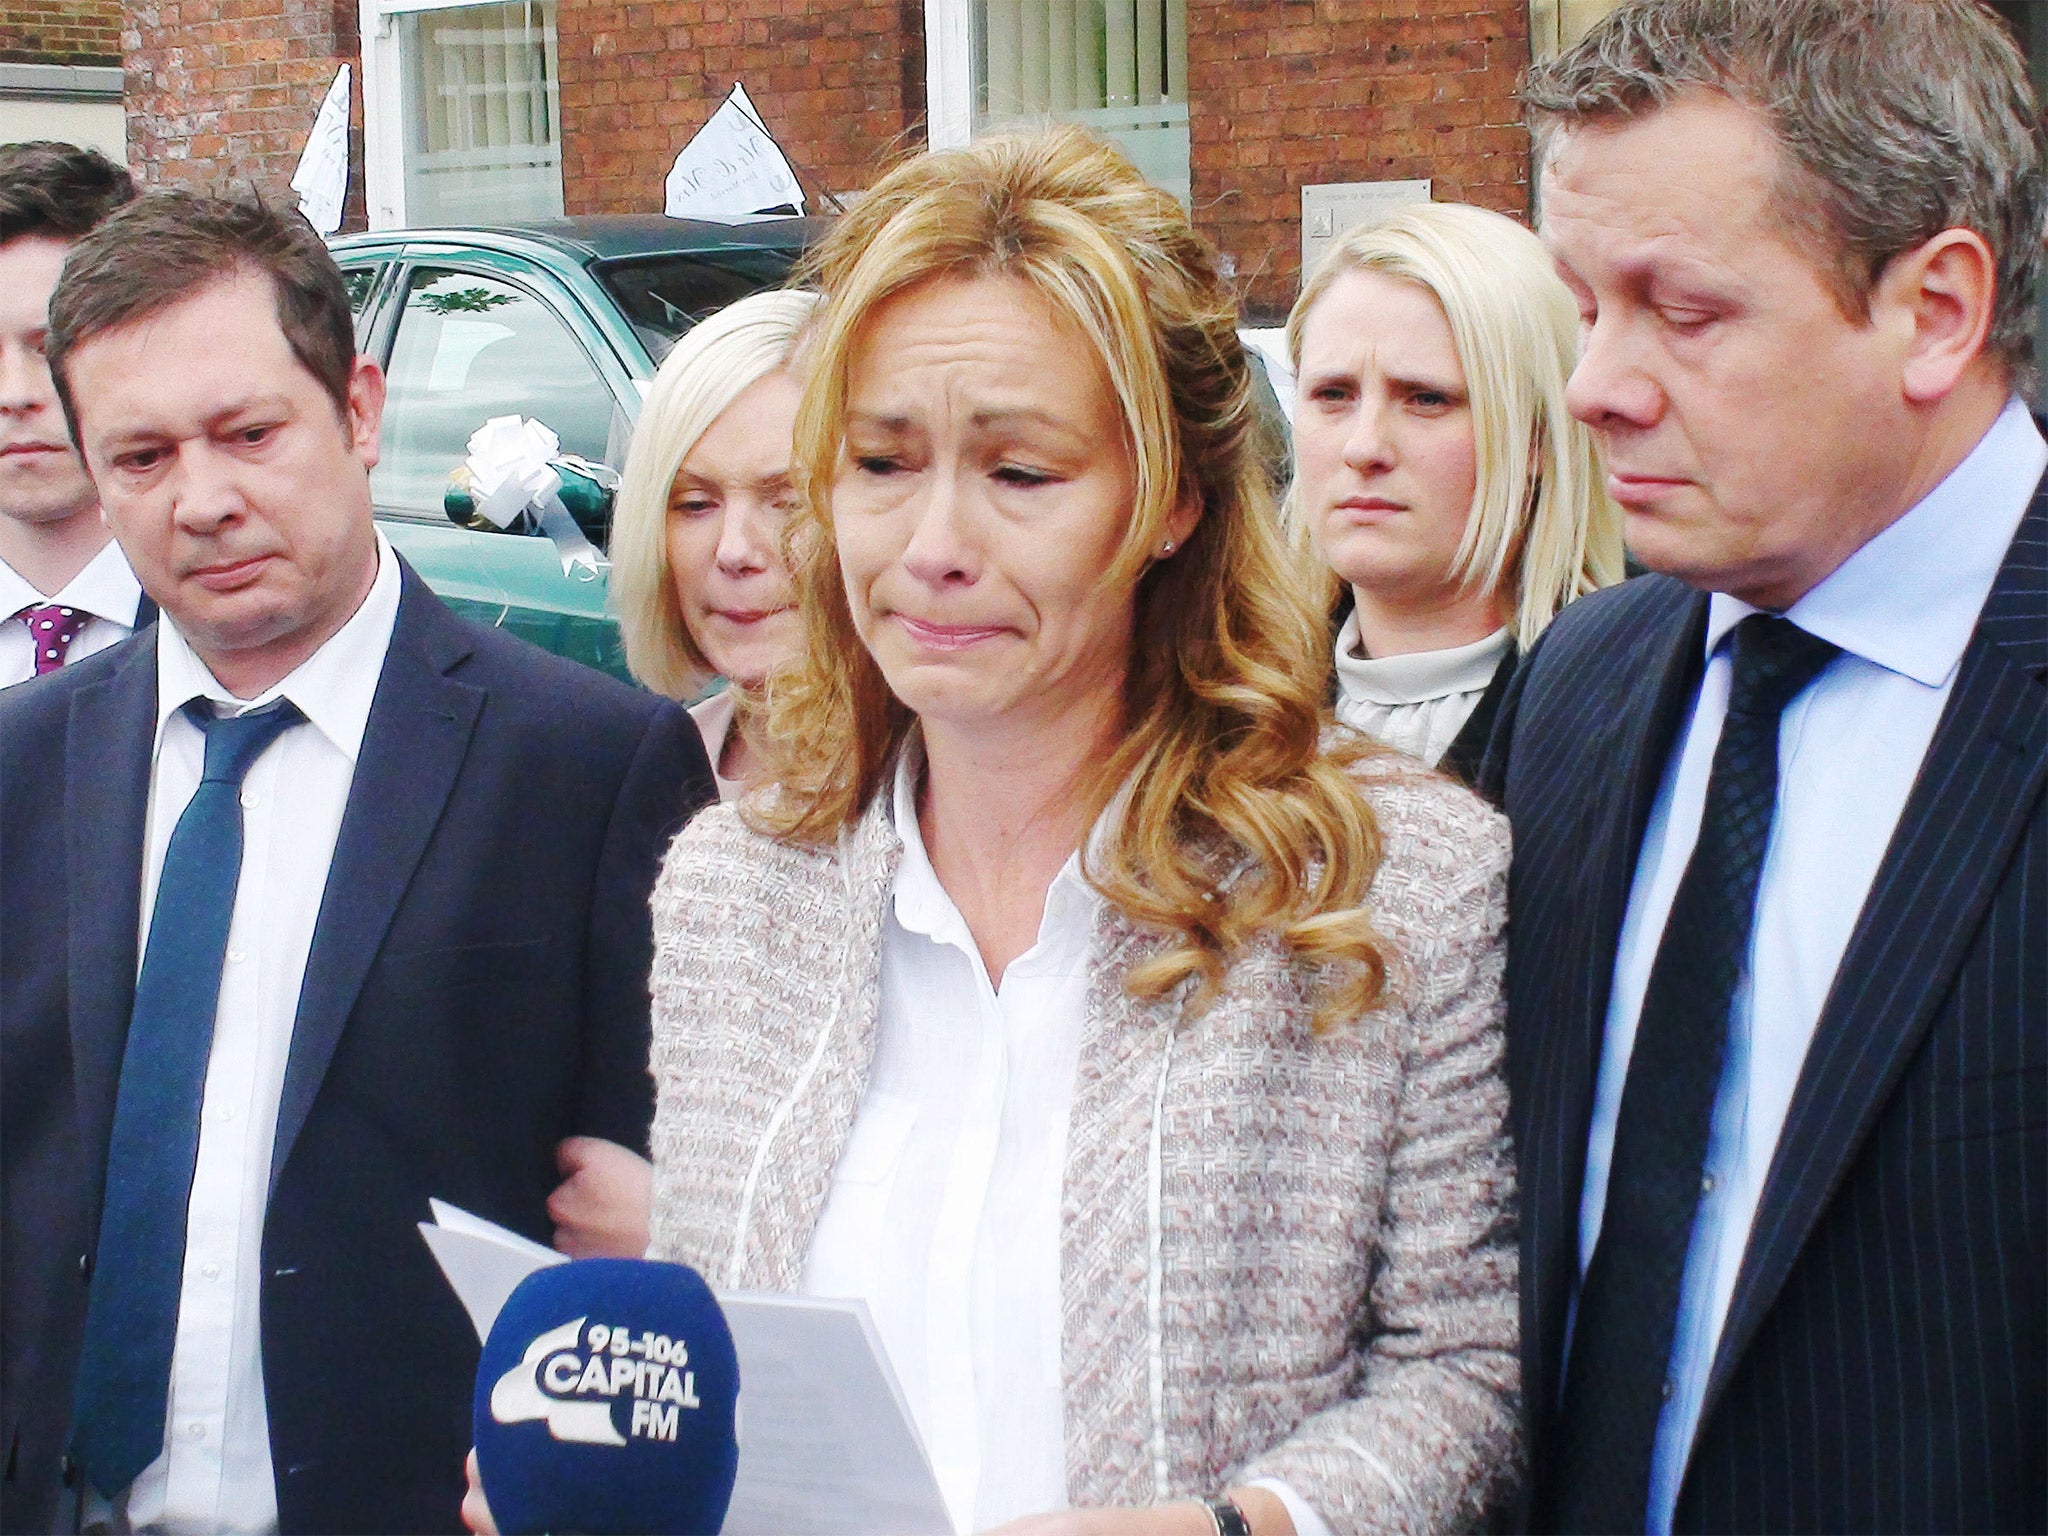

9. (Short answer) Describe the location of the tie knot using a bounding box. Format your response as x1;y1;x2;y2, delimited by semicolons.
1726;615;1840;721
187;698;305;785
15;603;88;674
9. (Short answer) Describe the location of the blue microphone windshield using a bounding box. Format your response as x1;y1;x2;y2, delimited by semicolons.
475;1259;740;1535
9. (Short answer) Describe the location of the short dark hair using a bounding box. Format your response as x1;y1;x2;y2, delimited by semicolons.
0;140;136;244
45;190;356;442
1523;0;2047;386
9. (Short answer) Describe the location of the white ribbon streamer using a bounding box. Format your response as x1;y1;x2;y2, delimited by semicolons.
462;416;605;577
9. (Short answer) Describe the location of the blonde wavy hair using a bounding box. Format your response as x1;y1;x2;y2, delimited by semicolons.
609;287;820;698
753;125;1392;1031
1284;201;1623;642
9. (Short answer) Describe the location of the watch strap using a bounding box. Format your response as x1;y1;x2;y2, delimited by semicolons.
1204;1494;1254;1536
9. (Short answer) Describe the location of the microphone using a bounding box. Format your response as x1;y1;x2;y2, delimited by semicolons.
474;1259;741;1535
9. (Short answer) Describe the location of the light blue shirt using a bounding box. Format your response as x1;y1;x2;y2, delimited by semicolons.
1576;398;2044;1533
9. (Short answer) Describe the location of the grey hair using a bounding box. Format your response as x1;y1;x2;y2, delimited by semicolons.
1523;0;2047;387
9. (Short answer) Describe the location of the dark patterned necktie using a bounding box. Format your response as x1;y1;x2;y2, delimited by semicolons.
1539;615;1841;1534
15;603;88;674
69;698;304;1497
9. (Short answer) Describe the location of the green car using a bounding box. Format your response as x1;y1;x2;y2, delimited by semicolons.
335;215;1291;684
333;216;828;682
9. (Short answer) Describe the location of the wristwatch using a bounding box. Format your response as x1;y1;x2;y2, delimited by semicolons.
1203;1494;1254;1536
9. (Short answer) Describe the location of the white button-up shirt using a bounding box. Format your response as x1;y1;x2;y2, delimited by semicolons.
0;538;146;686
89;534;401;1535
1578;398;2045;1533
802;748;1332;1536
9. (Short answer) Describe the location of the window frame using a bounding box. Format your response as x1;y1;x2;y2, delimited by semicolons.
923;0;1191;201
358;0;564;230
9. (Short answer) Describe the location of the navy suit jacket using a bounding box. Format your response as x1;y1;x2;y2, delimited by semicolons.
1481;483;2046;1531
0;565;712;1533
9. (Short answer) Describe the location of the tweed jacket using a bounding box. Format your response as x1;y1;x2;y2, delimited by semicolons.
646;758;1519;1534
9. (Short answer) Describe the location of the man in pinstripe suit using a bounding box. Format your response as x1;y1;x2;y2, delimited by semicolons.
1483;2;2045;1531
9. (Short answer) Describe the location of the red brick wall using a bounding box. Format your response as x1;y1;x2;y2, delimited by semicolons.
2;0;121;66
555;0;925;215
124;0;366;232
1189;0;1530;319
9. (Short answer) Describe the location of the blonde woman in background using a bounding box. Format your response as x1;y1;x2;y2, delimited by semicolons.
632;127;1517;1536
1286;202;1623;784
543;288;819;1265
609;286;819;800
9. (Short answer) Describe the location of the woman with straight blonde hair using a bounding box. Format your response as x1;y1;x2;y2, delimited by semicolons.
542;287;823;1266
470;125;1519;1536
1286;201;1622;783
608;285;818;798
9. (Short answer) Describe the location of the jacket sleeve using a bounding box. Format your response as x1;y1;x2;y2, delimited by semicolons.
1239;805;1521;1535
573;696;714;1152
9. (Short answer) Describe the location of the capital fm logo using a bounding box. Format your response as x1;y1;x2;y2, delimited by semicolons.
492;1316;702;1444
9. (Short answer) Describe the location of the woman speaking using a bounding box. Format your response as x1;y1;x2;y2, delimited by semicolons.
641;129;1518;1536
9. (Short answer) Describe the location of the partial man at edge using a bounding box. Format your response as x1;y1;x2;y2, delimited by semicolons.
0;141;151;687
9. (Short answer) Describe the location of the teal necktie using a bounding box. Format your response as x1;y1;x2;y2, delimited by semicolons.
70;698;305;1496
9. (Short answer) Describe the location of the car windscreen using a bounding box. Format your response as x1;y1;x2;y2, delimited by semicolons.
591;249;799;361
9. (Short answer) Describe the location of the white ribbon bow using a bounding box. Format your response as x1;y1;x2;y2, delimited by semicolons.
461;416;605;578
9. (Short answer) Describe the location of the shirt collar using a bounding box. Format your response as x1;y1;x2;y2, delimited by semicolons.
1705;397;2045;684
154;531;402;761
1333;611;1511;706
0;537;146;627
886;733;1103;944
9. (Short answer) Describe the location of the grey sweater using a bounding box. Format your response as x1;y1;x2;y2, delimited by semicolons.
645;757;1520;1533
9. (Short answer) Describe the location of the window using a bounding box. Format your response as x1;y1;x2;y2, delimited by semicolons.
371;267;628;518
1529;0;1626;59
591;249;801;361
926;0;1190;203
361;0;564;229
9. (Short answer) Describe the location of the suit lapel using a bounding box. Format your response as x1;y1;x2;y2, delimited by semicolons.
65;634;160;1212
269;573;483;1195
1525;585;1707;1434
1703;486;2048;1413
1439;643;1517;789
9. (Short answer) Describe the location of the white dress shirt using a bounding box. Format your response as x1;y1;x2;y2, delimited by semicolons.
89;534;401;1535
802;748;1332;1536
1577;398;2045;1533
1331;612;1510;767
0;538;146;686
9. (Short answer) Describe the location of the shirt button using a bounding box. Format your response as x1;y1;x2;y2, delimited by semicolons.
201;1262;221;1280
1661;1378;1675;1401
240;789;259;808
218;1104;237;1122
1701;1173;1717;1195
227;948;248;964
187;1421;206;1440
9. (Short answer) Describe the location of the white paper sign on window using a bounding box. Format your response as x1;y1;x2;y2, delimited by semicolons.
292;64;352;236
664;83;806;223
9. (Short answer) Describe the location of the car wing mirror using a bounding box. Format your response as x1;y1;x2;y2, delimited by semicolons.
443;414;618;577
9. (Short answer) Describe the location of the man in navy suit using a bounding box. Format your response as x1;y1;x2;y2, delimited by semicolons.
1485;1;2045;1531
0;192;711;1532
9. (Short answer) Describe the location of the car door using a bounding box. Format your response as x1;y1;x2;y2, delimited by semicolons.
364;256;639;680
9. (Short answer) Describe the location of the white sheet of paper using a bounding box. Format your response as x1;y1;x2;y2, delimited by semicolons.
418;1202;564;1341
719;1292;955;1536
664;82;806;221
419;1205;955;1533
291;64;351;235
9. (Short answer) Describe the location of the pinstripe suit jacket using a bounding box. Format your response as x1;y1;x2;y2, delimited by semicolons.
1481;483;2046;1533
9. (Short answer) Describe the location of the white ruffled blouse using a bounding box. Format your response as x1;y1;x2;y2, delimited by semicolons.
1332;611;1512;768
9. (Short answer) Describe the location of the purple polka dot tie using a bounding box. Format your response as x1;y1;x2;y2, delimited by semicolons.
15;603;88;675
